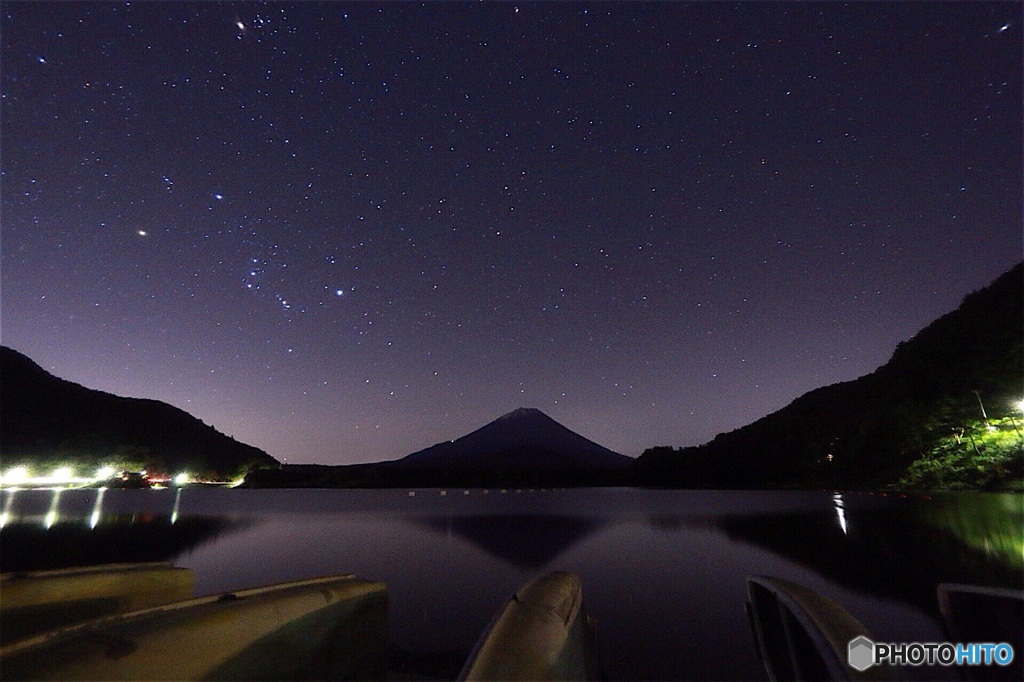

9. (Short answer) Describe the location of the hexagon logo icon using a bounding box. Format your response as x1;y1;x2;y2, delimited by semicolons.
848;635;875;672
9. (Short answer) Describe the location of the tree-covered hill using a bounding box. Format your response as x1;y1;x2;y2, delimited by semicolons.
635;264;1023;490
1;347;279;479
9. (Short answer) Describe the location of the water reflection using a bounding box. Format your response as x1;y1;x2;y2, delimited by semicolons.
832;491;848;534
170;487;182;524
89;488;106;529
706;493;1023;618
1;488;1017;681
0;488;16;528
415;514;611;569
915;493;1024;573
44;488;62;529
0;488;252;573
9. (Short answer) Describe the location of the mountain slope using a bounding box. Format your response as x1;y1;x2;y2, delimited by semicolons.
0;347;279;478
396;407;632;471
244;407;633;488
635;263;1024;489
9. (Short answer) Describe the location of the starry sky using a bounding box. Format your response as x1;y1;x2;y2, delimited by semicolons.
2;2;1020;465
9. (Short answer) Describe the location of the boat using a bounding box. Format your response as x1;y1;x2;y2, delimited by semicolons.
937;583;1023;681
458;570;602;681
0;573;388;680
746;575;899;681
0;562;195;645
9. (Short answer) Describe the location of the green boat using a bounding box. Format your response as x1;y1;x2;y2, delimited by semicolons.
1;562;195;645
1;573;387;681
459;570;602;681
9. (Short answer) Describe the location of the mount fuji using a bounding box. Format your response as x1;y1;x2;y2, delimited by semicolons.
393;407;632;471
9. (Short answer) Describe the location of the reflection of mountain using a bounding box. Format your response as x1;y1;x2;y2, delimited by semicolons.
416;514;608;569
644;514;692;531
0;514;246;572
705;498;1022;617
386;648;467;681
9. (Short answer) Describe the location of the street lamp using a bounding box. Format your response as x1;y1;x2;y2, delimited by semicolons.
1;467;29;485
1009;398;1024;440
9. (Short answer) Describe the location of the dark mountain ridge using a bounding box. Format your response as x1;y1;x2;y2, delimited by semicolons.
245;407;631;487
9;264;1016;490
635;263;1024;489
395;407;632;471
0;347;278;479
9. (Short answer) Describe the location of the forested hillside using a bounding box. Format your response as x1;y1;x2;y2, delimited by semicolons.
635;264;1023;490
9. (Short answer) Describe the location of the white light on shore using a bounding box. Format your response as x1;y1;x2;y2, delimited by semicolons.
49;467;74;482
2;466;30;485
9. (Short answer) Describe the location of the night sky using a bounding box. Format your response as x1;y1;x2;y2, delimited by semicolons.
2;2;1020;465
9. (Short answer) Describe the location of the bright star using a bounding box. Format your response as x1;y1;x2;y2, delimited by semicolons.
137;230;147;237
998;23;1010;32
214;193;223;200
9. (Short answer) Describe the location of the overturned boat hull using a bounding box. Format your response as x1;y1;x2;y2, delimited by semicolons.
1;562;195;645
459;570;601;681
746;575;898;681
1;573;387;681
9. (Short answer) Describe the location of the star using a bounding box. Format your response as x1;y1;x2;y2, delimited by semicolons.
2;0;1018;473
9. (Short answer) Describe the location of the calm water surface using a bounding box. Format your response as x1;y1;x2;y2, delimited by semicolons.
2;487;1021;680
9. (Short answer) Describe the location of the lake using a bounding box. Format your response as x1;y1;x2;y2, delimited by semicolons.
1;487;1021;680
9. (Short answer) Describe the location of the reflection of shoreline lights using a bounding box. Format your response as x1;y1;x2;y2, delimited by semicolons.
1;485;200;529
44;489;63;529
171;487;182;524
89;488;107;529
832;492;848;535
0;489;16;528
